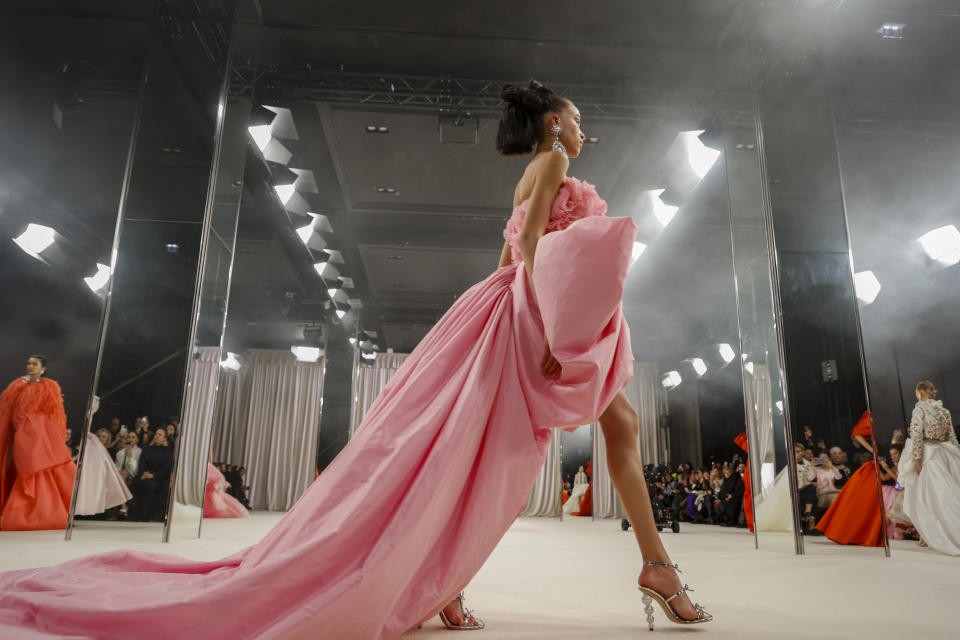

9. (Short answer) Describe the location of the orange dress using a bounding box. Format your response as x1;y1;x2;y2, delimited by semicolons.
0;377;76;530
814;411;884;546
735;432;754;532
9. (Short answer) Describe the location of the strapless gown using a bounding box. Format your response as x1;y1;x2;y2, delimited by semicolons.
0;177;636;639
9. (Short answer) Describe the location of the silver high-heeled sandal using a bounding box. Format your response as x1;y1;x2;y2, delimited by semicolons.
438;592;485;630
638;561;713;630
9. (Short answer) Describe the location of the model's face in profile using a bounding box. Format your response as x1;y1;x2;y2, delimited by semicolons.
25;357;45;378
547;103;585;158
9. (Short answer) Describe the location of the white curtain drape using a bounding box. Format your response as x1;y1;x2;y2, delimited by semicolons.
592;362;664;519
349;352;410;439
210;363;252;466
520;430;562;517
210;349;325;510
175;347;221;507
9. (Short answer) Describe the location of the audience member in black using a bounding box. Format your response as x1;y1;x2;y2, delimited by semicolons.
800;425;817;452
829;446;852;490
712;466;745;526
129;429;174;522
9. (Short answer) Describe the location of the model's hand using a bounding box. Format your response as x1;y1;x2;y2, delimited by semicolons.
541;338;561;378
141;471;154;479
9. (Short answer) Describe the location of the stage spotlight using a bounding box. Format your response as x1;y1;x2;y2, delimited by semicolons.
83;263;112;293
877;23;905;39
644;189;678;228
361;351;376;361
631;242;646;265
917;224;960;267
335;309;347;320
718;343;736;364
314;261;340;281
661;370;682;389
853;270;882;304
690;358;708;377
698;127;722;152
248;105;278;151
348;337;357;346
744;361;755;375
13;223;56;260
291;346;322;363
680;130;721;179
220;352;242;371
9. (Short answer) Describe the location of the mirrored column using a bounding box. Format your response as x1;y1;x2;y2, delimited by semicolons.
753;5;887;555
67;0;238;542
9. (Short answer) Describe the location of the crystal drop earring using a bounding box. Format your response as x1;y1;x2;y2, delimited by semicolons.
551;122;567;157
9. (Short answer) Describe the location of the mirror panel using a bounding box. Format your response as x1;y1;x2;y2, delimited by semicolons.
68;1;238;542
830;8;960;555
753;4;886;555
0;6;150;534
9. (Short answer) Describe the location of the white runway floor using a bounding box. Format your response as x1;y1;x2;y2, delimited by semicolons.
1;513;955;639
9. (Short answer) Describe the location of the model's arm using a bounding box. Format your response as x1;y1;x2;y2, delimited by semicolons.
497;240;512;269
909;405;924;462
852;434;874;454
517;150;568;285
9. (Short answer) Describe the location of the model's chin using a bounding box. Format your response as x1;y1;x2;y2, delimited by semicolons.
567;146;582;159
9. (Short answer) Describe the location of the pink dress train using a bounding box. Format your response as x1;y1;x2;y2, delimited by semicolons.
203;464;249;519
0;177;636;640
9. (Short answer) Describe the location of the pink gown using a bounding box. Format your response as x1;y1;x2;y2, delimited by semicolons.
0;177;636;640
203;463;249;518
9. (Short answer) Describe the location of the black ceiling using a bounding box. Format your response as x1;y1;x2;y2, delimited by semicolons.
2;0;958;371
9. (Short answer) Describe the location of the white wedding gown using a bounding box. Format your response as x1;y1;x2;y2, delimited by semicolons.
563;471;589;516
74;433;133;515
899;437;960;555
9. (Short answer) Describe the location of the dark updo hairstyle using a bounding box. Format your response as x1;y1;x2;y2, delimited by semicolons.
495;80;570;156
28;354;48;376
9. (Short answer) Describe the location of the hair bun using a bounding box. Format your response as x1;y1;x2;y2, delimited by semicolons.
500;80;552;112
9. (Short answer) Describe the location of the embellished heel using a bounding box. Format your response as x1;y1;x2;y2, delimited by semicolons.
438;592;485;631
637;561;713;628
641;593;655;630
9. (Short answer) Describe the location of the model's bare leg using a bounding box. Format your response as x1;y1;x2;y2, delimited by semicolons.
598;391;699;621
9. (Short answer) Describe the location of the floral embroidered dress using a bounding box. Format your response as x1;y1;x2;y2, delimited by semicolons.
899;399;960;555
0;176;637;639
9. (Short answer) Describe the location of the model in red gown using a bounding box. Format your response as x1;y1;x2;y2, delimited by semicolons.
0;373;76;530
734;432;754;532
815;411;885;546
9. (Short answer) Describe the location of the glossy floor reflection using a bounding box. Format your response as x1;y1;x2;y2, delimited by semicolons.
0;515;953;639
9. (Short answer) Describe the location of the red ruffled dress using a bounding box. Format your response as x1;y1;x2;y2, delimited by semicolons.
735;432;754;532
0;377;76;530
815;412;885;546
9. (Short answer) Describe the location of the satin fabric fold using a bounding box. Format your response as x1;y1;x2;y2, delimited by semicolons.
0;184;636;640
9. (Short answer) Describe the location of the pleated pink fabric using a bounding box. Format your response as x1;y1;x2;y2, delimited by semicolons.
0;177;636;640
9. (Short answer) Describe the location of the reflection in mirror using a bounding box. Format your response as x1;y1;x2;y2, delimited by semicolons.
831;8;960;556
0;6;150;534
723;119;794;552
560;426;592;518
206;96;332;514
68;1;238;542
168;92;251;541
753;4;885;555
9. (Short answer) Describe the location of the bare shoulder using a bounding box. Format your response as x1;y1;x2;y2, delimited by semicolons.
513;150;569;205
532;149;569;183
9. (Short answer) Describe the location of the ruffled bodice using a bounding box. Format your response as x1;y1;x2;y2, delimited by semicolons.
503;176;608;265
